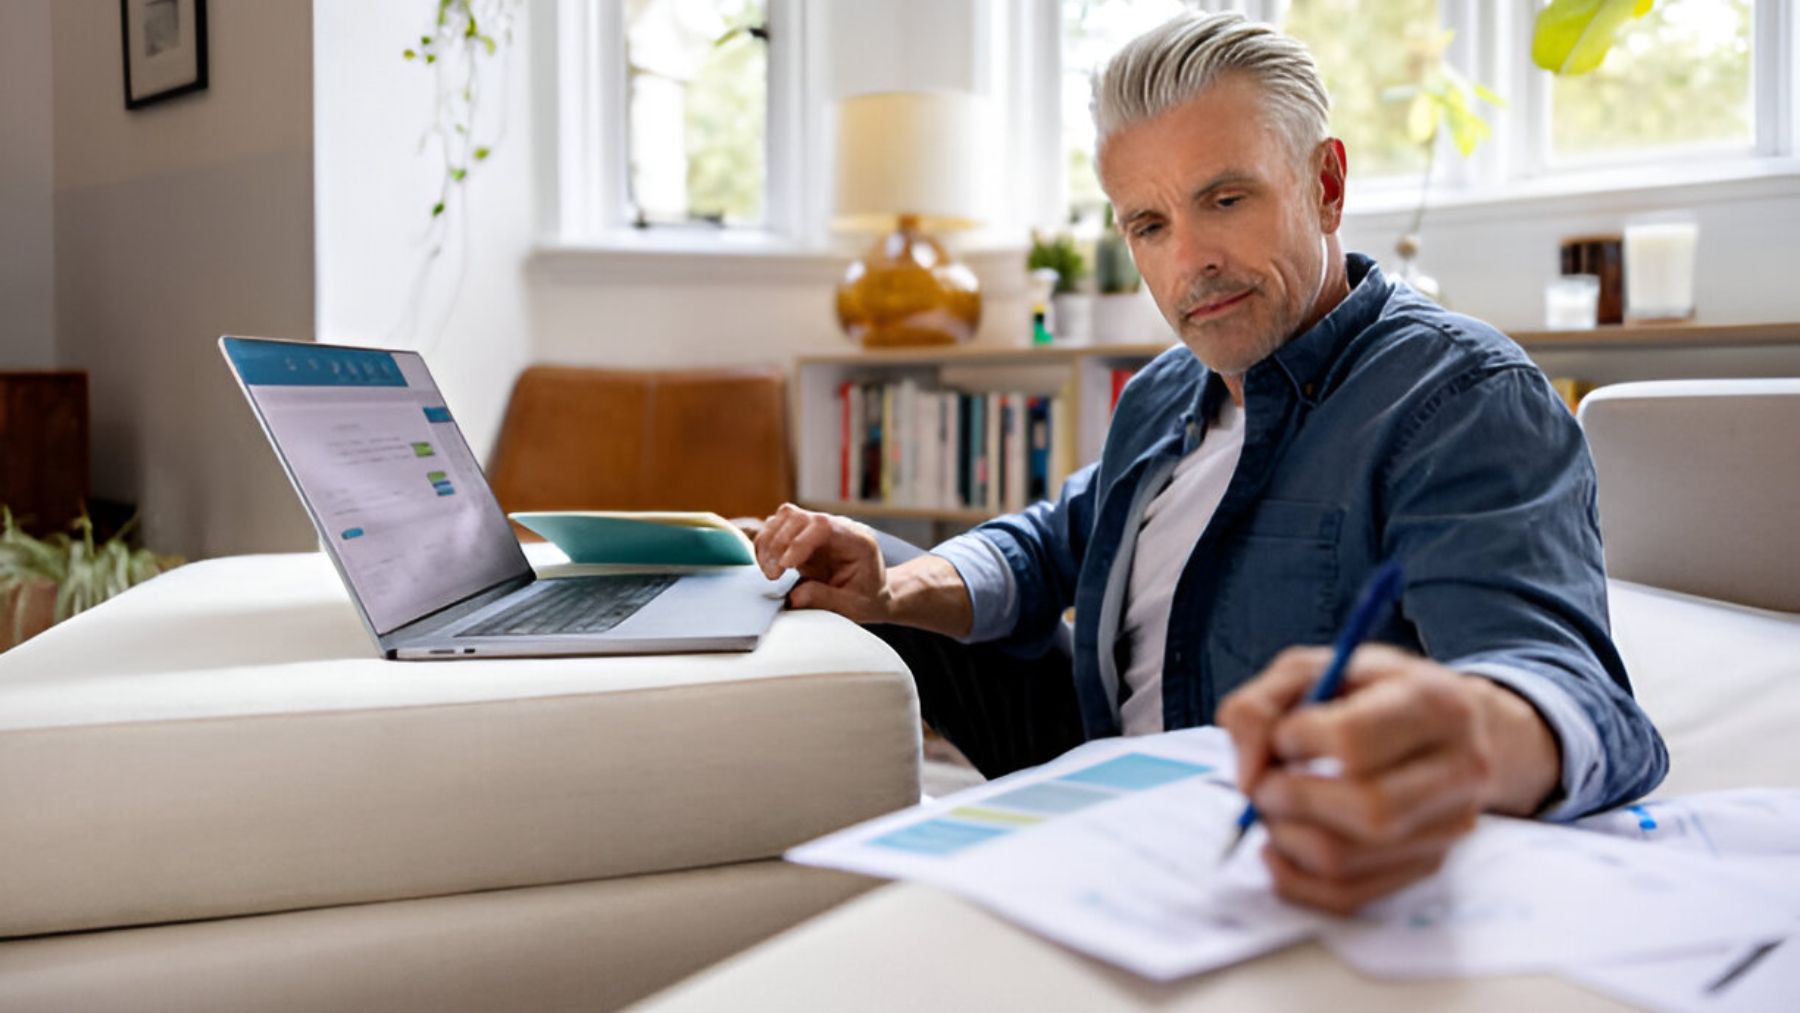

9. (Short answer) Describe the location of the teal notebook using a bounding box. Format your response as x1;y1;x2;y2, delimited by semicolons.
509;511;756;567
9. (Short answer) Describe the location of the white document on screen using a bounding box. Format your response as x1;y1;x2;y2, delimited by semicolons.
789;727;1798;984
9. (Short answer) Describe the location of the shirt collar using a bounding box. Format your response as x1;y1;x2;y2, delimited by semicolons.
1259;252;1390;405
1180;253;1391;441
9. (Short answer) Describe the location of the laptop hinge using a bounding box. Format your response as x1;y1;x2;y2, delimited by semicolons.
378;573;535;653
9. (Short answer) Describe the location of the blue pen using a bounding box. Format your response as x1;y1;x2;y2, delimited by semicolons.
1219;560;1406;862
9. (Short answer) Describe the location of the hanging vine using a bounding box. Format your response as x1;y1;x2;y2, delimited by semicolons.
403;0;519;225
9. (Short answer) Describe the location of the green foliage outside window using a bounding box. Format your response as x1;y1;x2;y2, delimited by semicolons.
627;0;767;227
1549;0;1753;158
1283;0;1443;180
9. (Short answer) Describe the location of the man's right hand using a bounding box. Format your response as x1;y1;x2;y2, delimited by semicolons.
753;504;892;622
753;503;976;637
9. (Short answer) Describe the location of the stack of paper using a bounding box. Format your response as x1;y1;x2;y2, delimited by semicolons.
786;728;1800;1007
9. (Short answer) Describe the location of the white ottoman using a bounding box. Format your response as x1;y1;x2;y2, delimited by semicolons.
0;552;921;1011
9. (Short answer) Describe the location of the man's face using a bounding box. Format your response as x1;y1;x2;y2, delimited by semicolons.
1098;75;1343;376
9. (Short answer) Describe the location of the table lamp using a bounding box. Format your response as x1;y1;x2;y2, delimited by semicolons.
833;91;986;348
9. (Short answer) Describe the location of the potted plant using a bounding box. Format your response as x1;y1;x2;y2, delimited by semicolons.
1027;231;1092;344
1090;205;1169;345
0;508;180;651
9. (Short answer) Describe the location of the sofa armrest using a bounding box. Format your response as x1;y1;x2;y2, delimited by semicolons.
1578;379;1800;613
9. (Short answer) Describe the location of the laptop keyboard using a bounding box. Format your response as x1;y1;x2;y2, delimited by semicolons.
456;574;679;638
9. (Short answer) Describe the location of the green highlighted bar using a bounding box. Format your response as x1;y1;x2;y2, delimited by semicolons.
426;471;447;482
411;442;436;458
949;805;1046;828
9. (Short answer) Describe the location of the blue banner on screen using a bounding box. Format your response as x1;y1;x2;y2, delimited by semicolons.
223;337;405;388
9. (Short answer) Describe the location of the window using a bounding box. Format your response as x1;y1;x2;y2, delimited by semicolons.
1061;0;1196;214
625;0;769;227
1049;0;1796;218
1547;0;1754;162
1282;0;1442;180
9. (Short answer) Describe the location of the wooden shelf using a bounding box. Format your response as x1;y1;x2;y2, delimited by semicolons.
796;341;1176;368
797;499;997;526
799;323;1800;366
1510;321;1798;349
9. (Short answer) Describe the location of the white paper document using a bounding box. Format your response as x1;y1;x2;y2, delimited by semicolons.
1321;815;1792;978
789;728;1799;987
789;727;1322;980
1561;790;1800;1012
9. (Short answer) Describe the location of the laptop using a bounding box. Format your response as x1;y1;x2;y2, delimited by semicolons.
220;335;795;660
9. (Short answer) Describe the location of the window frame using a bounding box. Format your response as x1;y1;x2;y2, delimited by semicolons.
543;0;1797;259
554;0;813;249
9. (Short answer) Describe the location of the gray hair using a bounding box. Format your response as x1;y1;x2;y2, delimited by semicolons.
1093;11;1331;163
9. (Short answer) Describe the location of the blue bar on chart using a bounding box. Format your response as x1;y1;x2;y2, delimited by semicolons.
1057;754;1213;792
868;819;1012;857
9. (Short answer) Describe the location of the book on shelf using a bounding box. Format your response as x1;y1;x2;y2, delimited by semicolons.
1109;366;1139;415
830;380;1074;515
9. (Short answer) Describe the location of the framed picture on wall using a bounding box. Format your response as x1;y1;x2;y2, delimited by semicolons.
120;0;209;110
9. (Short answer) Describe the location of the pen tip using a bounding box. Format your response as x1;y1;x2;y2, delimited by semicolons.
1217;824;1249;865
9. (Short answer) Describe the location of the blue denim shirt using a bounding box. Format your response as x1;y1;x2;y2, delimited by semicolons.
936;255;1668;819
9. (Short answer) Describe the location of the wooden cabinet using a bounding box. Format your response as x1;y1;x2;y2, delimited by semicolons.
0;372;89;536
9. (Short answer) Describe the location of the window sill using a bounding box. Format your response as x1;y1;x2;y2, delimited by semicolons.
531;233;1033;290
1344;156;1800;226
531;232;845;286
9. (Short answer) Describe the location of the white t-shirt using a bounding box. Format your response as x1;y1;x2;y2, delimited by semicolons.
1119;398;1246;735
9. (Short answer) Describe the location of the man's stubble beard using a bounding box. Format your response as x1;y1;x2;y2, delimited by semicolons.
1173;235;1329;378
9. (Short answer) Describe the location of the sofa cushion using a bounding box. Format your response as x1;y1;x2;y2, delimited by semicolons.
1608;579;1800;796
0;553;919;938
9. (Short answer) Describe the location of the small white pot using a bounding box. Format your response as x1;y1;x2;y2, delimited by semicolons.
1093;289;1171;345
1050;293;1094;344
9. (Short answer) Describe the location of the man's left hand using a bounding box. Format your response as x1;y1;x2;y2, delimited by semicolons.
1216;645;1561;915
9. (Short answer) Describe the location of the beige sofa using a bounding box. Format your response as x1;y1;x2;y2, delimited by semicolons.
0;547;919;1012
635;378;1800;1011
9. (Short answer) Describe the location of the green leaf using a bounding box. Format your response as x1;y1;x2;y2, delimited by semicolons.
1473;82;1506;108
1533;0;1656;77
451;168;467;182
473;146;490;161
431;201;446;217
425;54;437;65
403;49;417;60
481;35;497;56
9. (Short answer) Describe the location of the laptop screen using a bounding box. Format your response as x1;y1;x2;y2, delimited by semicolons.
223;337;530;636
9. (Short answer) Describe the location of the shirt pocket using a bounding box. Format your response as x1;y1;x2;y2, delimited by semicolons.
1208;499;1345;674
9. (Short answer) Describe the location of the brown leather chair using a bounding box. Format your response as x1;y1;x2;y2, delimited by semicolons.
486;366;794;524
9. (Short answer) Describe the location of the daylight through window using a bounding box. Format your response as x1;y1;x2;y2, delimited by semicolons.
625;0;768;228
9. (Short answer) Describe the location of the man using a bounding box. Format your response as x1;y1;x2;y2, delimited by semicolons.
754;12;1667;913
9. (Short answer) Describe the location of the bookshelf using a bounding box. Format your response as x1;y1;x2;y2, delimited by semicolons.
793;342;1172;535
792;322;1800;533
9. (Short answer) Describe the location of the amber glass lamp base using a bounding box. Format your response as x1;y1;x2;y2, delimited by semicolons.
836;216;981;348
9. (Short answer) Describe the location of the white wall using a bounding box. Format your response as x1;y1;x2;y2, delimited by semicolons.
0;0;56;369
53;0;318;559
313;0;539;464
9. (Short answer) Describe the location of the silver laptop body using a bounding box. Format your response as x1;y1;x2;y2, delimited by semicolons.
220;336;787;660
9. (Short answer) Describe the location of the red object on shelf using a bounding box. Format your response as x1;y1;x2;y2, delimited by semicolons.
1109;367;1138;414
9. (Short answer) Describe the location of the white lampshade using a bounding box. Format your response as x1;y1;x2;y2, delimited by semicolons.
832;91;988;233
